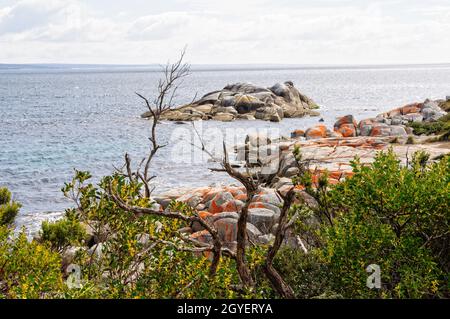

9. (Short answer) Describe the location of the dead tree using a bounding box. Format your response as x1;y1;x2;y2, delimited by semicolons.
130;49;190;198
222;143;258;288
194;129;300;296
263;188;296;298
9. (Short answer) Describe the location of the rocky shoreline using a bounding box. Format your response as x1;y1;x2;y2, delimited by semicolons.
151;96;450;252
141;81;320;122
55;95;450;265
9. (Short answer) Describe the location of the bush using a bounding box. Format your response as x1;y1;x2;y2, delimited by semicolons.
40;216;86;252
0;187;21;226
320;150;449;298
56;171;274;299
0;187;11;205
0;227;65;299
408;113;450;136
274;248;338;298
0;202;21;226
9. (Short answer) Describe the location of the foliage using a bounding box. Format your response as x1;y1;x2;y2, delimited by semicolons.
40;214;86;252
57;171;273;299
0;187;11;205
0;187;21;226
282;150;449;298
1;141;449;299
408;113;450;138
274;248;339;298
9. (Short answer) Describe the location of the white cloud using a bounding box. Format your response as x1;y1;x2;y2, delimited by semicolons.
0;0;449;64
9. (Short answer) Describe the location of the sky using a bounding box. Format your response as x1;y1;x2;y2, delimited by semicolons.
0;0;449;65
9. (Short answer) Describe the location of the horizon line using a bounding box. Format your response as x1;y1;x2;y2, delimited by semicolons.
1;62;450;66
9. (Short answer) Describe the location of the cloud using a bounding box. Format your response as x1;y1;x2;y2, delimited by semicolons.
0;0;449;64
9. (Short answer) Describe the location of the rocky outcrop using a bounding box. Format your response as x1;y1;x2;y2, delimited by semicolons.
292;98;446;141
356;99;446;137
142;81;320;122
153;186;291;247
149;97;449;252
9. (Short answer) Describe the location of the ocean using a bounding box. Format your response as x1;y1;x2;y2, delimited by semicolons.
1;64;449;232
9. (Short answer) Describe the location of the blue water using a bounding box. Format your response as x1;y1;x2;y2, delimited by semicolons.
1;64;450;231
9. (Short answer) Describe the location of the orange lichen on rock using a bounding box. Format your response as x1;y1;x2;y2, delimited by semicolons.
335;123;356;137
399;103;423;115
220;200;244;213
305;124;328;139
234;193;248;201
191;230;212;243
198;211;212;219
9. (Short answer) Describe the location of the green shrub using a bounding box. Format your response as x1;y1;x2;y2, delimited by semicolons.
319;150;449;298
438;100;450;112
0;226;65;299
40;216;86;252
408;113;450;136
0;187;21;226
406;136;415;144
55;171;274;299
274;248;338;298
0;202;21;226
0;187;11;205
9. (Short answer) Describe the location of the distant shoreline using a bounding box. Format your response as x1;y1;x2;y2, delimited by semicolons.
1;62;450;74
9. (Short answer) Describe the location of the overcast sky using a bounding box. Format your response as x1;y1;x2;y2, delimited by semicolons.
0;0;449;65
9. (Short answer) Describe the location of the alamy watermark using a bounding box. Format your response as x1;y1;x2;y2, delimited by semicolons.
366;264;381;289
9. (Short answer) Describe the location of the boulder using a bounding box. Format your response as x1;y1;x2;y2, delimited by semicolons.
421;101;446;122
285;167;299;178
389;125;408;136
334;115;357;129
88;243;104;260
207;212;239;224
296;190;319;209
195;104;214;114
335;123;356;137
213;218;261;242
255;105;284;121
212;112;235;122
256;234;275;245
400;103;423;115
160;110;203;121
334;115;357;137
209;191;235;214
237;114;256;120
248;208;277;233
215;106;238;115
191;230;213;244
62;246;84;268
220;96;236;107
370;124;407;137
246;223;263;241
272;177;293;190
291;129;305;138
305;124;328;139
270;113;282;122
245;133;272;147
234;94;265;113
176;193;202;208
403;113;423;123
369;123;392;137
